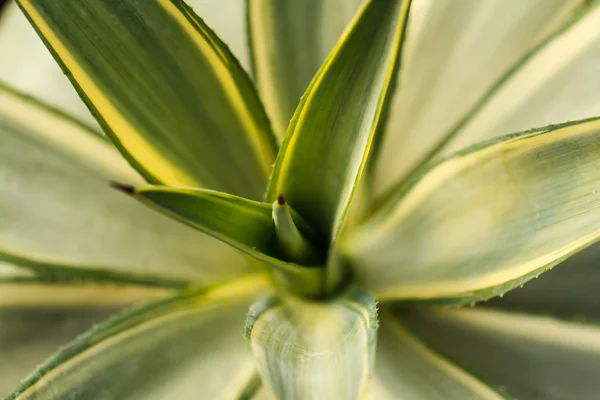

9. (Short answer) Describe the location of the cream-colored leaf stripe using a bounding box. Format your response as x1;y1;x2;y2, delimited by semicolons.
160;0;275;177
433;308;600;352
0;283;170;308
347;118;600;301
17;0;194;186
445;3;600;155
266;0;411;244
6;275;269;400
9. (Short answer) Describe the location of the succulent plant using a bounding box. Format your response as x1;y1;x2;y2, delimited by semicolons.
2;0;600;398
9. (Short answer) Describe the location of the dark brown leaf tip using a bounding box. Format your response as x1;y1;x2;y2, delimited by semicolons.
277;195;285;206
109;181;136;195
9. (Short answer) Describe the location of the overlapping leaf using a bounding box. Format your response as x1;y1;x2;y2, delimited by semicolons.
265;0;411;245
0;82;253;286
17;0;277;199
346;118;600;304
371;0;587;200
248;0;363;138
4;276;269;400
121;186;324;297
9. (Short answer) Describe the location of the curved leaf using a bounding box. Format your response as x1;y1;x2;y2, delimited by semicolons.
16;0;277;199
401;308;600;400
265;0;412;244
247;0;363;138
246;289;378;399
122;186;324;297
0;2;94;124
371;0;586;199
4;275;269;400
0;82;254;286
369;314;505;400
0;307;114;397
345;118;600;304
442;2;600;156
486;241;600;320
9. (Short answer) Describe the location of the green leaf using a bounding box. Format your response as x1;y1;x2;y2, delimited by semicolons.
0;307;114;397
371;0;587;200
4;275;269;400
16;0;278;199
0;1;95;125
247;0;363;138
441;2;600;157
485;241;600;320
400;307;600;400
246;289;378;399
265;0;412;245
0;82;254;286
368;313;505;400
121;185;324;297
344;118;600;304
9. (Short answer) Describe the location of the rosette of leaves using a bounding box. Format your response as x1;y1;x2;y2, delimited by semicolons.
2;0;600;398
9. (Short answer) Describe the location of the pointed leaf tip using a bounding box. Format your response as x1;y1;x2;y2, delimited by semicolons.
109;181;135;195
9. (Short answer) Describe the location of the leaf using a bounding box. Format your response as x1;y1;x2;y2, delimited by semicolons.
186;0;251;72
485;240;600;320
246;289;378;399
16;0;278;199
265;0;412;245
121;185;324;297
441;2;600;156
0;82;254;286
401;307;600;400
0;281;169;309
0;306;114;397
344;118;600;304
247;0;363;138
368;313;505;400
371;0;587;200
0;1;95;125
4;275;269;400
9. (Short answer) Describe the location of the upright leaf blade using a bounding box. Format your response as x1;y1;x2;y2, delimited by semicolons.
265;0;412;243
345;118;600;304
123;186;324;297
246;289;378;399
247;0;363;138
17;0;278;199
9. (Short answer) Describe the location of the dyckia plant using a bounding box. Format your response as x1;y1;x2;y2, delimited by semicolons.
3;0;600;398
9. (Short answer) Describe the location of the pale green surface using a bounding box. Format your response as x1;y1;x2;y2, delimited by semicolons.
369;315;504;400
0;308;114;398
18;0;277;199
401;308;600;400
5;276;268;400
266;0;411;245
347;118;600;303
444;3;600;156
0;83;252;285
0;1;95;125
246;290;377;400
248;0;362;138
373;0;585;199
